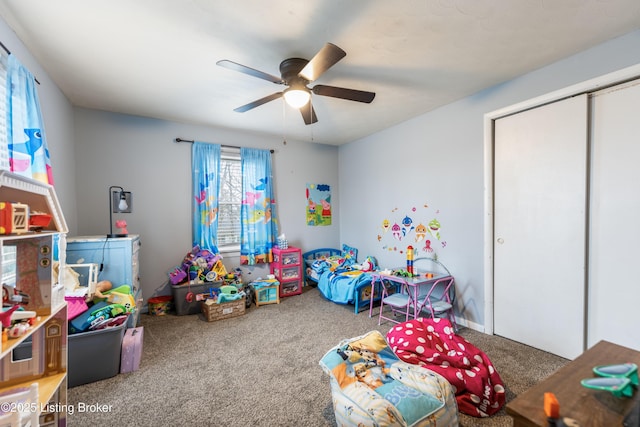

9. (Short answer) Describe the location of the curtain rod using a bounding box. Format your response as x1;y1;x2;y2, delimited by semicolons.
0;40;41;85
174;137;274;153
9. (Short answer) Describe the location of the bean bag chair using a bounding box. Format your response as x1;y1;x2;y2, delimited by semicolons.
320;330;459;426
386;318;506;417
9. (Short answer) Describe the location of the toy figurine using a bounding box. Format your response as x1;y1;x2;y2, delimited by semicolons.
115;219;128;235
406;245;414;276
0;305;20;328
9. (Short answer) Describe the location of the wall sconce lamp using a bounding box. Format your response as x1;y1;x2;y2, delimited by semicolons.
108;185;132;238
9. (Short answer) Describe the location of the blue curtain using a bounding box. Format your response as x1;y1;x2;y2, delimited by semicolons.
192;142;220;252
240;148;278;265
7;54;53;185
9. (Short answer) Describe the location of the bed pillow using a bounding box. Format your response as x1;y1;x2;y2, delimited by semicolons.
342;244;358;261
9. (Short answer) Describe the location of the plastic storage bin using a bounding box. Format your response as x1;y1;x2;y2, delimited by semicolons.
67;321;127;387
171;282;221;315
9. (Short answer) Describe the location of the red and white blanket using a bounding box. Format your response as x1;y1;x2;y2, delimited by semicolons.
386;317;506;417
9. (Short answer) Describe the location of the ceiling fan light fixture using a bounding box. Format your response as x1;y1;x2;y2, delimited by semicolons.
283;87;311;108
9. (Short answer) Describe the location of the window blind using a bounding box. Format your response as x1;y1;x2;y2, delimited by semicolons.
217;149;241;249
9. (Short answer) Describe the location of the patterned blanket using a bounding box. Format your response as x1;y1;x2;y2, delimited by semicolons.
386;318;506;417
320;330;459;426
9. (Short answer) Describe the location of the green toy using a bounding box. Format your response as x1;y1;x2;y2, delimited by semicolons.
593;363;638;387
581;377;634;398
581;363;638;398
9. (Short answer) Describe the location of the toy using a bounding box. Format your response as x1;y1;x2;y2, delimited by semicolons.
593;362;638;386
392;268;412;278
90;280;113;301
0;202;29;234
188;265;204;283
100;285;136;313
170;245;225;285
581;362;638;398
243;284;255;308
406;245;414;275
2;283;30;306
8;321;30;338
28;211;52;231
115;219;128;235
543;392;579;426
1;305;36;340
0;305;20;328
360;256;376;272
87;303;127;330
168;266;187;285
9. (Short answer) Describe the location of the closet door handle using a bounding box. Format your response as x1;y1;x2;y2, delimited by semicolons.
497;238;504;244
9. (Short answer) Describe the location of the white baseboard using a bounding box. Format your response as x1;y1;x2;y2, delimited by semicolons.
456;316;484;333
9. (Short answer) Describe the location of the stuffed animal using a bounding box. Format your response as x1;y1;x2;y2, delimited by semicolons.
360;257;375;272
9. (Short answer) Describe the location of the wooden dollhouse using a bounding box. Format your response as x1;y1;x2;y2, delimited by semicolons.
0;171;69;427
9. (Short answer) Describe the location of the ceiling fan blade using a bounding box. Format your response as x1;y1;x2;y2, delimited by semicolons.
299;43;346;82
312;85;376;103
234;92;283;112
217;60;283;84
300;102;318;125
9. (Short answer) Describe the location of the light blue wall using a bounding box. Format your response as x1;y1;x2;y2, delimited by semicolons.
339;30;640;329
72;108;340;301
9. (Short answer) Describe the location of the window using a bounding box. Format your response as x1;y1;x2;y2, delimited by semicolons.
1;245;17;288
216;148;241;252
0;50;9;171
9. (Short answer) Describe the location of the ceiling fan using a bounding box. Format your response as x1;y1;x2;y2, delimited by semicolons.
217;43;375;125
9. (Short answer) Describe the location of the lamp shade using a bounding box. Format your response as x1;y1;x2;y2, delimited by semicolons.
283;87;311;108
112;190;132;213
108;185;132;238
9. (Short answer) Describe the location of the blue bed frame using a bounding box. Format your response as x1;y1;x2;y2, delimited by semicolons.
302;248;390;314
302;247;341;286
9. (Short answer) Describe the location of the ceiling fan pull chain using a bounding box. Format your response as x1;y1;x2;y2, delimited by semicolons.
282;98;287;145
309;97;314;143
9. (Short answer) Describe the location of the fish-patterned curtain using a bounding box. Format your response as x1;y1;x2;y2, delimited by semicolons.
239;147;278;265
7;54;53;184
192;142;220;252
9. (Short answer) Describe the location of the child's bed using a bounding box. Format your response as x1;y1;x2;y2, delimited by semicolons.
303;246;386;314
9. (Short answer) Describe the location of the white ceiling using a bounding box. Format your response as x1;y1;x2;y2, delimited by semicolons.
1;0;640;145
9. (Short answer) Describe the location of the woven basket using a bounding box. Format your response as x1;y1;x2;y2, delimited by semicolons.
202;296;245;322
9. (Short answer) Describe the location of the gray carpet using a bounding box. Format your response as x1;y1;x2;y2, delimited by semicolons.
67;287;568;426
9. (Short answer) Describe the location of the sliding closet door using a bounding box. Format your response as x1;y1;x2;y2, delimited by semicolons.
588;80;640;351
494;94;588;360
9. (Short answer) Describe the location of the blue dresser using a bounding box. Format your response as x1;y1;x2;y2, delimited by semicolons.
66;234;141;327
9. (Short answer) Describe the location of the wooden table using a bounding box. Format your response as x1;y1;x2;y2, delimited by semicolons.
507;340;640;426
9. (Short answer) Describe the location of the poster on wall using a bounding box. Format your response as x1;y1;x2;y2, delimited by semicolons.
306;183;331;226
